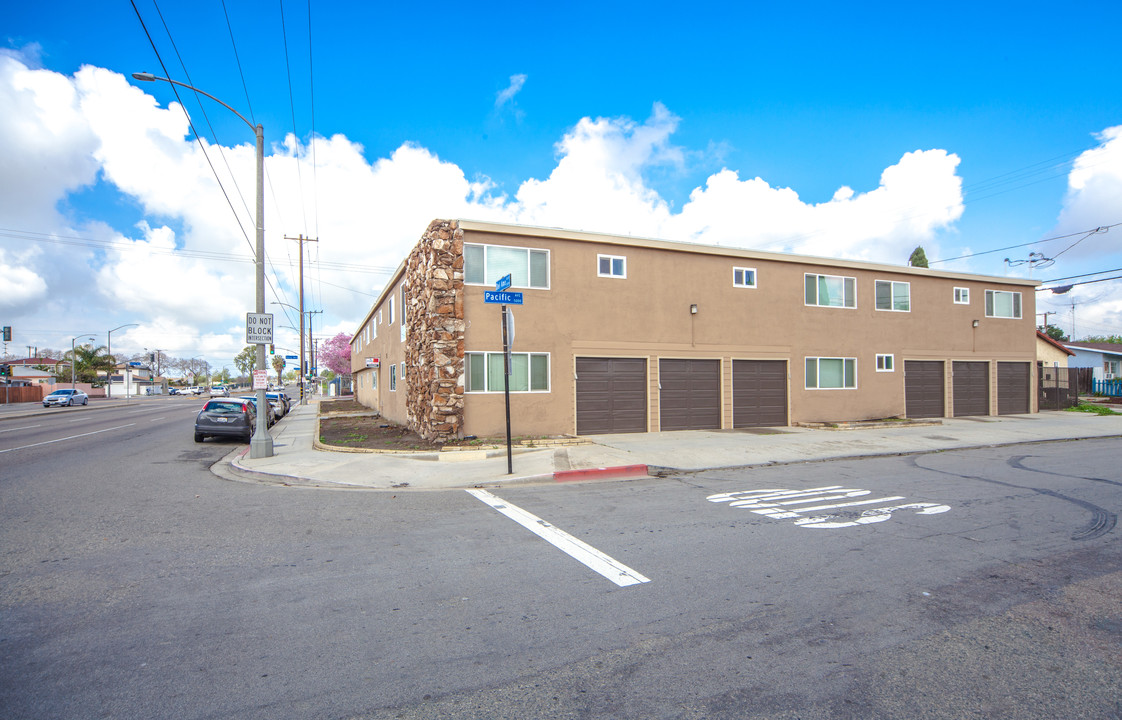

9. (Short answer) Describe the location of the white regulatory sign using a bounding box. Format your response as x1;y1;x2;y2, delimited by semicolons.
253;370;269;389
245;313;274;344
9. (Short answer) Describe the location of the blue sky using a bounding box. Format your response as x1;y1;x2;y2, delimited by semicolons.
2;0;1121;373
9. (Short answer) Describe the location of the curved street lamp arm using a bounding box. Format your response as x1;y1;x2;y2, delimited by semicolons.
132;73;257;133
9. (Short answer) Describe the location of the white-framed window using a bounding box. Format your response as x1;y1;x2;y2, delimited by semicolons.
733;267;757;288
464;243;550;288
985;290;1022;319
389;364;396;392
875;280;911;312
465;352;550;393
400;362;405;383
400;290;407;342
1105;359;1120;377
597;254;626;278
377;309;382;326
371;370;377;389
806;357;857;389
954;287;970;305
876;354;895;372
388;295;395;325
805;274;856;308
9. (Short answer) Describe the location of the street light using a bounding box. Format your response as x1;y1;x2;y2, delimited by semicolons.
133;71;272;459
70;335;96;388
107;323;138;400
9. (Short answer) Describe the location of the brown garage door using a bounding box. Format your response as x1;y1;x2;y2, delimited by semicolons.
953;361;989;417
997;362;1031;415
575;357;647;435
733;360;787;427
905;361;945;419
659;359;721;431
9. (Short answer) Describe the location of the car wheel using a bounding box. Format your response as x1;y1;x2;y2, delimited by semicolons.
83;397;89;405
68;398;74;406
194;432;204;443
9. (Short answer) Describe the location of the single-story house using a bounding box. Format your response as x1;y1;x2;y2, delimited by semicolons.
351;220;1040;441
1063;342;1122;383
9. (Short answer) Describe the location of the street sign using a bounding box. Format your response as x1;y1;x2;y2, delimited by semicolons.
245;313;274;344
495;274;512;292
285;355;298;360
484;291;523;305
253;369;268;389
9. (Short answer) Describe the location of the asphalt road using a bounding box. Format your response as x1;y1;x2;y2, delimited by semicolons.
1;406;1119;719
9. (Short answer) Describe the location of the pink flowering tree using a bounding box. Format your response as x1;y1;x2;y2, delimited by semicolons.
319;332;353;379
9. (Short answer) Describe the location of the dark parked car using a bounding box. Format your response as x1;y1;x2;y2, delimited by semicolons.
43;388;89;407
237;395;276;427
194;398;256;443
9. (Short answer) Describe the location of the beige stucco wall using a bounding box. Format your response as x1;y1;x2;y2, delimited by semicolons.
1037;337;1071;367
456;225;1036;436
353;220;1039;438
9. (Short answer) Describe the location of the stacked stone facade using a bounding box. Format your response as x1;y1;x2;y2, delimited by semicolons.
403;220;466;442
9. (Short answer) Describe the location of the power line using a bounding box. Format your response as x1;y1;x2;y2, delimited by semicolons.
929;222;1121;265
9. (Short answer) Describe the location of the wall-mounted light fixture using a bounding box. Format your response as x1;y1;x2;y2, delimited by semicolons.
972;319;979;328
690;304;698;315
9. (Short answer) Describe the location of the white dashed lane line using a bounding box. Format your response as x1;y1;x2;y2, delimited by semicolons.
0;424;137;454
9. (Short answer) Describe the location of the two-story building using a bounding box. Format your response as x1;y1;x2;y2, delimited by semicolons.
351;220;1038;441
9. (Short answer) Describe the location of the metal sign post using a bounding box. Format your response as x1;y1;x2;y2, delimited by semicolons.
501;304;513;474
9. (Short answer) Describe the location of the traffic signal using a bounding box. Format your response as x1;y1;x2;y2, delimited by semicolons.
1;326;10;342
0;364;9;377
269;344;275;355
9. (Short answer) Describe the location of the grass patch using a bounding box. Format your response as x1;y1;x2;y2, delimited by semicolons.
1065;403;1122;416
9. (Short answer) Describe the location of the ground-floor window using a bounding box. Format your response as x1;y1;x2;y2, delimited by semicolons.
806;357;857;389
390;364;396;391
466;352;550;392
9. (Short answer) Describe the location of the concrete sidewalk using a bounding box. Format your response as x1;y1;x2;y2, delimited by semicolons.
226;399;1122;491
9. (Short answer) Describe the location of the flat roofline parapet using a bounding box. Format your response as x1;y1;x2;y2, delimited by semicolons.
456;219;1040;287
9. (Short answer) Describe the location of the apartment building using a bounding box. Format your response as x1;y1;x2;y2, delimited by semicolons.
351;219;1038;441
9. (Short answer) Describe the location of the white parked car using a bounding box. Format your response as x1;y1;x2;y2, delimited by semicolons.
209;385;229;397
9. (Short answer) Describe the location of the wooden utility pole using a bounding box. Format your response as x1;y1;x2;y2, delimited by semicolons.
285;234;318;404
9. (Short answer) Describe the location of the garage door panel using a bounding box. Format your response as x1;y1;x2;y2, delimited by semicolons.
733;360;788;427
905;361;945;419
659;359;721;431
997;362;1030;415
953;361;989;417
575;358;647;435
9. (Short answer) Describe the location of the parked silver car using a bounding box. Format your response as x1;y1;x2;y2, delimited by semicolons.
194;398;256;442
43;388;89;407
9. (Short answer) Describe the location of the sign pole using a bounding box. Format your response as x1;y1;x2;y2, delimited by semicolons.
501;304;513;474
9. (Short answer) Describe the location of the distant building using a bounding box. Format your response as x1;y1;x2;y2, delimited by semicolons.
352;220;1039;441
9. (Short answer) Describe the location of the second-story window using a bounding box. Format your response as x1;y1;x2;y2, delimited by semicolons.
598;254;626;278
465;243;549;288
733;267;757;288
875;280;911;312
985;290;1022;319
805;273;856;308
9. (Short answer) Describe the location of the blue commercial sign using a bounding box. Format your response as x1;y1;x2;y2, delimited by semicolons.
285;355;298;360
484;291;523;305
495;274;512;292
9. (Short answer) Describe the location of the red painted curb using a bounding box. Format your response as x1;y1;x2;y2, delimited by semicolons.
553;464;650;482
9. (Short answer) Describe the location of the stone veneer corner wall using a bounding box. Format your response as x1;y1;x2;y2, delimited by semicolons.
403;220;465;442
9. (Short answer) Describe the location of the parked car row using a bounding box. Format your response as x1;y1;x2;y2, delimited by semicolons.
194;390;293;443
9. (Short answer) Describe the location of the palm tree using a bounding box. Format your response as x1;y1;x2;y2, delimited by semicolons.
64;344;116;385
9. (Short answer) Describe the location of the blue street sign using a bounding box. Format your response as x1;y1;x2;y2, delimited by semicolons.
495;274;512;292
285;355;298;360
484;290;523;305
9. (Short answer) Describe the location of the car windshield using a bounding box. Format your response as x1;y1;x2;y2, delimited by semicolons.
51;390;74;396
204;401;249;414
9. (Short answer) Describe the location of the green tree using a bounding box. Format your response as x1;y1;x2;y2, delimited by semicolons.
1079;334;1122;344
271;355;286;383
64;344;116;384
908;246;929;268
233;346;257;378
1044;325;1068;342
